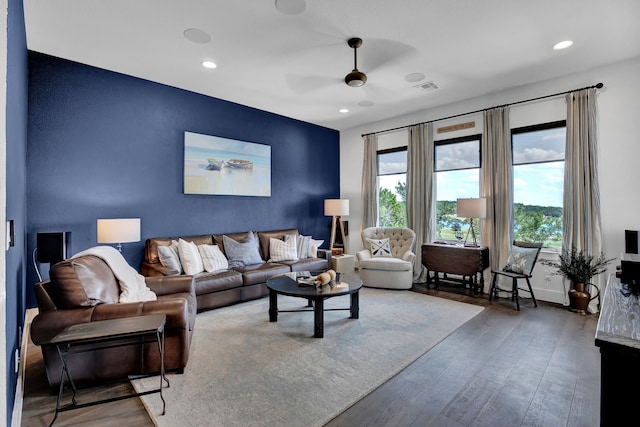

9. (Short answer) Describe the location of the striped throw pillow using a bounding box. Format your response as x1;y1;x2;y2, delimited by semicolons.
269;236;298;262
198;244;229;272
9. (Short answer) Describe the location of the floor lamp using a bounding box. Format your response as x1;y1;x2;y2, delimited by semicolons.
456;198;486;247
324;199;349;254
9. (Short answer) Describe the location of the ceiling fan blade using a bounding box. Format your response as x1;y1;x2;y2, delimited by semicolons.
285;74;342;94
359;38;417;73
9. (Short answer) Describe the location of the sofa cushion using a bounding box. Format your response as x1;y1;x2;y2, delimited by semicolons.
233;262;290;285
284;257;329;272
50;256;120;308
192;270;243;294
359;257;412;271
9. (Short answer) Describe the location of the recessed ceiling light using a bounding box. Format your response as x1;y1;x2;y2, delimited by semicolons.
201;61;217;69
275;0;306;15
405;72;426;83
339;108;349;114
358;100;374;107
553;40;574;50
184;28;211;44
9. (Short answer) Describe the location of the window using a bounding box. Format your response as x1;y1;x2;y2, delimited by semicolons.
377;147;407;227
435;135;482;242
511;121;566;249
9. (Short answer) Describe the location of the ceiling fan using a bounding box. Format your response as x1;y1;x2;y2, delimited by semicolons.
344;38;367;87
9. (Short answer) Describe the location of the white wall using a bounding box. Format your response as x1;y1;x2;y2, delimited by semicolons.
340;56;640;303
1;0;8;420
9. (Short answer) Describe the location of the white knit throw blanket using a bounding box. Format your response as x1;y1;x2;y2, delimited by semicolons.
72;245;157;303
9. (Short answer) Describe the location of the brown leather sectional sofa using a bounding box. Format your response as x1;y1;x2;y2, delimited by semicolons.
31;255;197;390
141;228;331;312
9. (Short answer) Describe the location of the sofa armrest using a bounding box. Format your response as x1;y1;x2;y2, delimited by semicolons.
357;249;372;261
141;261;180;277
30;309;94;346
403;250;416;264
31;298;189;346
317;249;332;261
146;275;195;297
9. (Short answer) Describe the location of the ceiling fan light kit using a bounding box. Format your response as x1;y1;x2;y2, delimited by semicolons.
345;37;367;87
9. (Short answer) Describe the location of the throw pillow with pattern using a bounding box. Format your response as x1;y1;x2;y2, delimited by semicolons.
198;244;229;272
269;236;298;262
369;238;392;257
504;246;538;275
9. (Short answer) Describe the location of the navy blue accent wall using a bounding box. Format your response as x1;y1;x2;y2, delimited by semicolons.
6;0;28;422
27;52;340;308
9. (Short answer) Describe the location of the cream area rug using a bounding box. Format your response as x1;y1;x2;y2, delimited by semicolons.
132;288;483;427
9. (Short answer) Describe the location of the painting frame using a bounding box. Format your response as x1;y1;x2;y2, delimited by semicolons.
183;131;271;197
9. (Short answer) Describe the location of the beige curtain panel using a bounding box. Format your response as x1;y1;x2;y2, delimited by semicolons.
407;123;434;283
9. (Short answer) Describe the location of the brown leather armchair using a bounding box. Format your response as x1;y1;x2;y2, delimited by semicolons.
30;254;196;391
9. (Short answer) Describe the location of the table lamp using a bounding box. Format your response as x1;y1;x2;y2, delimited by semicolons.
324;199;349;253
456;198;486;247
97;218;141;252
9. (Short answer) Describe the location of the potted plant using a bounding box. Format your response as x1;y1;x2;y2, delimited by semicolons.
541;246;615;313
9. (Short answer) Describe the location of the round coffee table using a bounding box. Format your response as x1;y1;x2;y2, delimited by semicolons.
266;272;362;338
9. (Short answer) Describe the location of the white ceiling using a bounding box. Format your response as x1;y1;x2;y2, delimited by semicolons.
23;0;640;131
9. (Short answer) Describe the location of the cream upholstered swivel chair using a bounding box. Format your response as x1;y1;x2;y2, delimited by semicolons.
357;227;416;289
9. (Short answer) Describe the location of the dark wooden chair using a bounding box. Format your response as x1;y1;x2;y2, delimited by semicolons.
489;241;542;310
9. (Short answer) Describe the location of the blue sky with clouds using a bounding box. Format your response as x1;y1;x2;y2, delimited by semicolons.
378;126;565;207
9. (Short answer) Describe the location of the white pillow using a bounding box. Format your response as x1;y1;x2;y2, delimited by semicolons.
297;235;311;260
369;238;392;257
308;239;324;258
198;244;229;272
157;241;182;273
270;236;299;262
177;238;204;275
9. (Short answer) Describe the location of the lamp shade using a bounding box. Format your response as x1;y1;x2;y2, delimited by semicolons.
456;198;486;219
97;218;141;244
324;199;349;216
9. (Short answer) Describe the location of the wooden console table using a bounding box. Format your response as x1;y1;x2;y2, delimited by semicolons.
421;243;490;294
595;275;640;426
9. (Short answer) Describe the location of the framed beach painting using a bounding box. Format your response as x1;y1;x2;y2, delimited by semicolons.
183;131;271;196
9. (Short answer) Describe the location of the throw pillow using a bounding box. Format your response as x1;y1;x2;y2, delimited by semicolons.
177;238;205;275
270;236;298;262
504;246;538;275
198;244;229;272
157;241;182;273
308;239;324;258
297;235;311;260
369;238;392;257
223;232;263;268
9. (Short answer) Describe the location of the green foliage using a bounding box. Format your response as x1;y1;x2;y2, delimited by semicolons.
540;247;615;283
434;201;563;246
513;204;562;246
379;186;407;228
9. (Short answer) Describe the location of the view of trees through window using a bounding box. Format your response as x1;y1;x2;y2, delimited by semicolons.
377;148;407;228
512;121;566;248
435;136;481;243
376;122;565;249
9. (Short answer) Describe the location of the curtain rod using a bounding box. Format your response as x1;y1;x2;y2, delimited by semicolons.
361;82;604;138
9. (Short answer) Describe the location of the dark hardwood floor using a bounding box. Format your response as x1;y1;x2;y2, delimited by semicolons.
21;283;600;426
